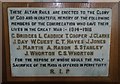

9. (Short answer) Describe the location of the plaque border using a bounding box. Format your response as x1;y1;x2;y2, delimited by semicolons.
2;2;119;82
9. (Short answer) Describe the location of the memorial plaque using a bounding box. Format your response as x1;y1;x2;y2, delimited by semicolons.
8;8;111;77
2;2;119;82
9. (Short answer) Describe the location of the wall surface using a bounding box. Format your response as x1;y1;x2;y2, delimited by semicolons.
0;0;120;2
0;1;2;84
0;0;119;84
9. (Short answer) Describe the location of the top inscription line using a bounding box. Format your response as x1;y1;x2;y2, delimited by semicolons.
9;9;110;15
